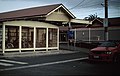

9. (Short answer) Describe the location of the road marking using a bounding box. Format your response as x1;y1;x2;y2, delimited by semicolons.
0;59;28;65
0;57;88;71
0;62;13;66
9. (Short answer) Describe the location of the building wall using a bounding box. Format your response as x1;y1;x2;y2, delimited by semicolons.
0;21;59;53
76;28;89;41
90;28;104;41
46;9;70;22
109;28;120;40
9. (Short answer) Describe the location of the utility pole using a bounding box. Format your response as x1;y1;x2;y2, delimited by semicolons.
104;0;109;41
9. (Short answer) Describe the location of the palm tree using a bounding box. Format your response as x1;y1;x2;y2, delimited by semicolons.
84;14;100;21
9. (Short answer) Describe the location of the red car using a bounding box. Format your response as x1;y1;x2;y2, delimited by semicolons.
89;41;120;62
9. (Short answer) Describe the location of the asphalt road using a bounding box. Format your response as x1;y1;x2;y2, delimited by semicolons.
0;52;120;76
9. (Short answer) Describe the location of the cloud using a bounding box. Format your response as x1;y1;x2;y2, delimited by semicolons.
0;0;119;18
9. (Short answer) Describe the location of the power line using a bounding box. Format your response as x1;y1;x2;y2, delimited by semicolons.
68;0;119;18
70;0;119;13
69;0;119;10
69;1;103;10
83;8;103;12
81;3;102;8
69;0;85;10
77;2;119;9
69;0;120;9
74;8;103;15
73;7;103;13
109;0;120;3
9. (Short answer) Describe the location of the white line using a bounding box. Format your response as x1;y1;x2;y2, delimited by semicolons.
0;62;13;66
0;57;88;71
0;59;28;65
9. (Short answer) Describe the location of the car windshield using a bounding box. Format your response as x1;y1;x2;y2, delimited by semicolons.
99;42;116;47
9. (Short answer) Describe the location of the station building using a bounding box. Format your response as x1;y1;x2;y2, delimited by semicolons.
0;4;90;53
0;4;72;53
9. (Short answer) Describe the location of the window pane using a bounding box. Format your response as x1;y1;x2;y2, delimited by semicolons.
59;31;68;42
5;26;19;49
48;28;57;47
36;28;46;48
0;26;2;49
22;27;34;48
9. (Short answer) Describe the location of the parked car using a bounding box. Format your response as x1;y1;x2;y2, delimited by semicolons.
89;41;120;62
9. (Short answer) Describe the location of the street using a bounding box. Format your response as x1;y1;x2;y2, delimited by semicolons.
0;52;120;76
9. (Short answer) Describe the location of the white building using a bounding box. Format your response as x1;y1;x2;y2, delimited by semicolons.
0;4;76;53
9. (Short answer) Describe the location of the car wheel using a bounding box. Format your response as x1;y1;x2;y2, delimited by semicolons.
113;54;120;63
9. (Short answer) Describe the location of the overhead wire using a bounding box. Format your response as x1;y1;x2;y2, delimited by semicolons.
109;0;120;3
70;0;104;18
82;8;103;13
75;8;103;16
69;0;104;11
69;0;119;10
69;0;119;18
69;0;85;10
81;3;102;8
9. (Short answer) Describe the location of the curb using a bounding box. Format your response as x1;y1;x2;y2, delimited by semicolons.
0;50;79;58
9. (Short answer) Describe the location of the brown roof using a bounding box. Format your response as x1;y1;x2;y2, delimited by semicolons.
92;17;120;26
108;17;120;26
0;4;73;21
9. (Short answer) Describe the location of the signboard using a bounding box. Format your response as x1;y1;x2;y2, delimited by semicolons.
103;18;108;27
68;30;74;39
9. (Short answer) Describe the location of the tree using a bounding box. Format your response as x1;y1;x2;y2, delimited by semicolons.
84;14;100;21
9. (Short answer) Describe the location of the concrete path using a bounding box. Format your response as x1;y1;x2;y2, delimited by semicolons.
0;44;89;58
59;43;90;53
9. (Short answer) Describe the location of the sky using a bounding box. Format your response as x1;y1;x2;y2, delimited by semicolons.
0;0;120;19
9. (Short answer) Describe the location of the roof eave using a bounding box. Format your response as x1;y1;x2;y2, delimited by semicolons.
71;19;91;24
46;4;76;19
0;14;46;22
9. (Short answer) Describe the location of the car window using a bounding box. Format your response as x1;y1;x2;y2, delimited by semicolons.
99;42;116;47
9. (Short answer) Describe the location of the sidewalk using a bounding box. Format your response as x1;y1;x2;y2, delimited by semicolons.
0;50;79;58
0;44;90;58
59;43;90;54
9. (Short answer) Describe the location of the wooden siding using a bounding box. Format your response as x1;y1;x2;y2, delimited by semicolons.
46;9;70;22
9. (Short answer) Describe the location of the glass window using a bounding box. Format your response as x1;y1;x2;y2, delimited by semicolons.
0;26;2;49
99;42;116;47
5;26;19;49
59;31;68;42
48;28;57;47
36;28;46;48
22;27;34;48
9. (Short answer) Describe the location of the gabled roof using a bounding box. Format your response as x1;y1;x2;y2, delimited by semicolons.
0;4;75;21
91;18;103;24
86;17;120;27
